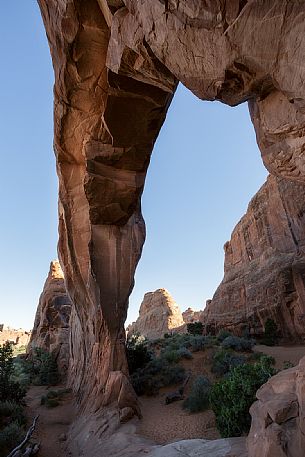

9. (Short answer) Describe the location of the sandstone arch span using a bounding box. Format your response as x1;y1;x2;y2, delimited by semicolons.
38;0;305;437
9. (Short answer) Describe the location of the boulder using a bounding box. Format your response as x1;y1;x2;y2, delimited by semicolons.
247;356;305;457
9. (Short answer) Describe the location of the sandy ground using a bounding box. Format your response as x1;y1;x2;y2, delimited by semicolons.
137;344;305;444
255;344;305;369
137;351;220;444
25;385;76;457
22;345;305;452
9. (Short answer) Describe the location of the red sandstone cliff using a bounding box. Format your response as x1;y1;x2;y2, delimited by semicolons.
203;175;305;341
37;1;305;455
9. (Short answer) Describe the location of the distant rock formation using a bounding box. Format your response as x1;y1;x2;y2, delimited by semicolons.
202;175;305;341
28;260;71;376
0;325;31;347
182;307;203;324
127;289;185;339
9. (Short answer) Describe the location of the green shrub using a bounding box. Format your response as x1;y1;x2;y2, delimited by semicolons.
176;347;193;360
25;347;60;386
261;318;278;346
209;356;276;437
0;401;26;427
131;357;185;396
283;360;294;370
183;375;211;413
217;329;232;342
126;334;152;374
0;342;26;403
212;349;246;377
161;349;180;363
0;421;24;457
40;388;71;408
221;335;255;352
187;322;204;336
189;335;210;352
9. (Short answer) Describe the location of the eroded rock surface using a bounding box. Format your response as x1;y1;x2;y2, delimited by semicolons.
127;289;184;339
28;260;71;376
182;308;203;325
37;0;305;454
202;175;305;341
248;356;305;457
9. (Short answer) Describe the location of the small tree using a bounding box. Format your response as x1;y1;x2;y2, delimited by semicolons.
209;356;276;437
187;322;203;336
262;318;278;346
126;333;152;374
0;342;26;402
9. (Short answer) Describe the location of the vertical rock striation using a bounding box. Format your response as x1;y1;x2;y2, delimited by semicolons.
203;175;305;340
37;1;305;452
38;0;176;417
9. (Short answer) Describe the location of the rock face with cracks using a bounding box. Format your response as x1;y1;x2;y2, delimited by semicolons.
28;260;71;377
247;357;305;457
127;289;185;339
202;175;305;341
38;0;305;454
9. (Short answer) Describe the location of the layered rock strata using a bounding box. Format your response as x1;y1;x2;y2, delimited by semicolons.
127;289;185;339
28;260;71;376
38;0;305;453
203;175;305;341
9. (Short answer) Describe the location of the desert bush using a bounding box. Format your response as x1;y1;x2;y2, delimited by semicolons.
209;356;276;437
283;360;294;370
217;329;232;342
183;375;211;413
221;335;255;352
131;357;185;396
33;348;60;385
0;421;25;457
0;342;26;403
212;349;246;377
176;347;193;360
187;322;204;335
189;335;210;352
0;401;26;428
126;333;152;374
41;387;71;408
261;318;278;346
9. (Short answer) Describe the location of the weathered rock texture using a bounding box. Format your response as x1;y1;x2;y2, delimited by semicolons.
28;260;71;376
0;325;31;347
182;307;203;325
248;356;305;457
203;175;305;341
38;0;305;453
127;289;184;339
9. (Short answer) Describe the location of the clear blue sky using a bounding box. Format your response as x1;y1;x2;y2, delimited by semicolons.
0;2;268;329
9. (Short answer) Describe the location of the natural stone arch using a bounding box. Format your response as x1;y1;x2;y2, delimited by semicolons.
38;0;305;429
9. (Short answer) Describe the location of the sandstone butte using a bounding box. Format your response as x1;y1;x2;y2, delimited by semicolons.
28;260;72;376
34;1;305;456
127;289;185;339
